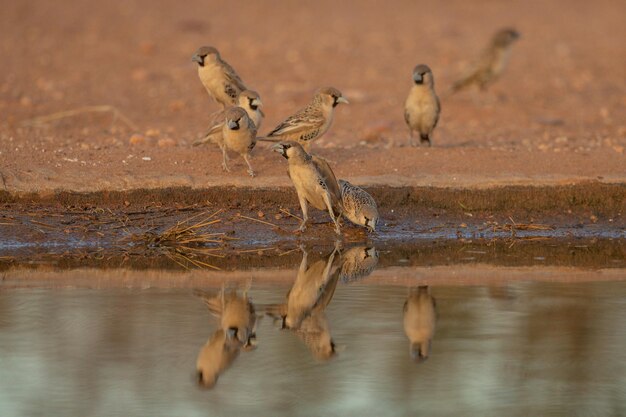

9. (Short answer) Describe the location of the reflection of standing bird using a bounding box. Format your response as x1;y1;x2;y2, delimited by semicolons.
192;46;248;107
338;180;379;232
194;286;258;349
262;87;348;151
338;245;379;283
265;246;340;361
403;286;436;363
272;142;343;234
404;64;441;147
220;107;258;177
451;28;520;92
196;329;241;389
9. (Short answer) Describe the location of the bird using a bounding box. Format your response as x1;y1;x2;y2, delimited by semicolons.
404;64;441;147
195;329;241;389
338;179;379;232
403;286;437;363
272;142;343;234
191;46;248;107
261;87;348;151
451;28;520;93
194;286;258;350
265;245;340;361
193;90;264;146
218;106;258;177
338;245;379;283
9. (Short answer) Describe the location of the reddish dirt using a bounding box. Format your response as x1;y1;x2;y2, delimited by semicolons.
1;0;625;194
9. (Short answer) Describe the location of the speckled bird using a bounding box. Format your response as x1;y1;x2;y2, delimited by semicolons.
338;179;379;232
261;87;348;151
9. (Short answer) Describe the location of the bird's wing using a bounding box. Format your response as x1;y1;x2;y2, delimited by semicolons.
267;105;325;137
433;96;441;128
312;155;343;212
193;289;223;316
221;61;247;94
193;110;225;146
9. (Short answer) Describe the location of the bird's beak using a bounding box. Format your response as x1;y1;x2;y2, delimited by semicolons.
227;119;239;130
337;96;349;104
252;98;262;107
367;220;376;233
191;54;204;65
271;143;286;157
413;73;423;84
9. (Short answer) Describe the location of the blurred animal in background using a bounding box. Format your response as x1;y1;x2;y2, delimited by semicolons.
403;286;437;363
404;64;441;147
272;142;343;234
451;28;520;93
260;87;348;151
192;46;249;107
338;179;379;232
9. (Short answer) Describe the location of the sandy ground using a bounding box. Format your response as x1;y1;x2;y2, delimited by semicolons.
1;0;625;194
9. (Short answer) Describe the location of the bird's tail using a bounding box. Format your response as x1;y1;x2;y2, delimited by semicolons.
192;134;214;147
256;136;282;143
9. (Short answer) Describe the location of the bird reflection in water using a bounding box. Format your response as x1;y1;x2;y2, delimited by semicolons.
403;286;437;363
266;244;341;361
338;245;379;283
193;285;258;388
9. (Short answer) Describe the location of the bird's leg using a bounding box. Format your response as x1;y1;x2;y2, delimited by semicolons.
420;133;431;147
408;129;415;147
296;194;309;232
243;153;255;177
323;193;341;235
221;145;231;172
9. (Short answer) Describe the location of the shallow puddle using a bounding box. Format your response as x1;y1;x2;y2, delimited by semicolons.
1;245;625;416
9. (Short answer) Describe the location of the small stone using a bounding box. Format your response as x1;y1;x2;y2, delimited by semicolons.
157;138;176;148
257;211;265;218
612;145;624;154
129;134;145;145
145;128;160;138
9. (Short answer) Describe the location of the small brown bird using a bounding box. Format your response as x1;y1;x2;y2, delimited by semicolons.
404;64;441;147
338;245;379;283
193;90;264;146
219;106;258;177
192;46;248;107
338;179;379;232
451;28;520;92
262;87;348;150
272;142;343;234
194;286;258;350
195;329;241;388
403;286;437;363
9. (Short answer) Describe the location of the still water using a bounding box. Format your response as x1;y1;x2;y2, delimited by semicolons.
1;250;626;416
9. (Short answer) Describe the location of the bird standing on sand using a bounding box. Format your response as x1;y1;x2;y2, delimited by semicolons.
192;46;248;107
272;142;343;234
193;90;264;146
404;64;441;147
218;107;258;177
338;179;379;232
262;87;348;151
451;28;520;92
403;286;436;363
